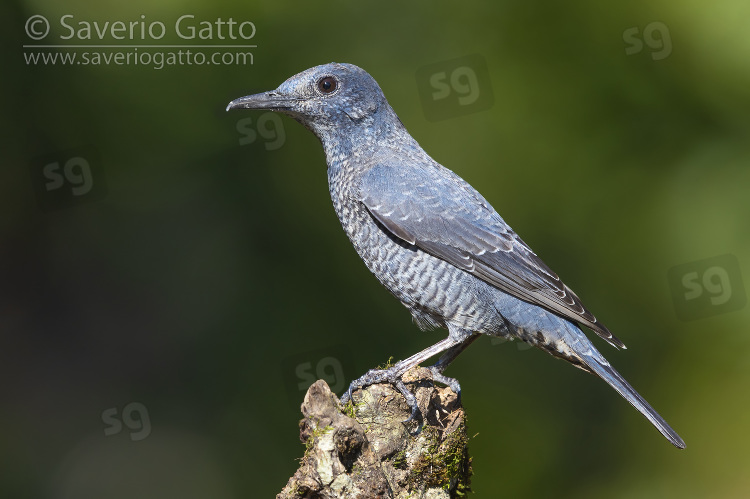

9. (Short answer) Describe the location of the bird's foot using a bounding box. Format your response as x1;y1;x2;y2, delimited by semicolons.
339;362;463;425
339;363;423;423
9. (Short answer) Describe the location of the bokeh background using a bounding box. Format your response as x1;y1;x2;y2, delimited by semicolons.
3;0;750;497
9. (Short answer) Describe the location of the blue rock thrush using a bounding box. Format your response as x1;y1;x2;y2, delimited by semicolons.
227;63;685;448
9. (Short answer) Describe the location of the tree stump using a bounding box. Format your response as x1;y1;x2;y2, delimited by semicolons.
276;367;472;498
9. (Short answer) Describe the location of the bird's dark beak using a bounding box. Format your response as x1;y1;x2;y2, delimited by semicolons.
225;91;295;112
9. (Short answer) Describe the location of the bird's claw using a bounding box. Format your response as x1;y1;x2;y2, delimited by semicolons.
395;379;421;424
340;385;355;405
427;365;463;403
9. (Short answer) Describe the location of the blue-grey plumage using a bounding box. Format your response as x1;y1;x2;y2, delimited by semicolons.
227;63;685;449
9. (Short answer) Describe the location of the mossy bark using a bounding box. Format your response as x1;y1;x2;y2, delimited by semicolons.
277;367;472;499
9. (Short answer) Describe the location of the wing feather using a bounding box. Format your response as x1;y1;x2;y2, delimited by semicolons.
359;161;625;349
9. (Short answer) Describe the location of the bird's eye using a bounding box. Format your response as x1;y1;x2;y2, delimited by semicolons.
317;76;338;94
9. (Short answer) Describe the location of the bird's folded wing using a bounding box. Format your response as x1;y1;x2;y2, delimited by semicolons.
358;161;625;349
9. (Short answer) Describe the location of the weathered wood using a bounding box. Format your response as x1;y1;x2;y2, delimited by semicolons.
277;367;472;498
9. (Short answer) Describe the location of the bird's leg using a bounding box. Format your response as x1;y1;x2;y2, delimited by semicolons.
340;336;460;421
427;332;481;403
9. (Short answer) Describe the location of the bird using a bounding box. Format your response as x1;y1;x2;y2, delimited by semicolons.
226;62;685;449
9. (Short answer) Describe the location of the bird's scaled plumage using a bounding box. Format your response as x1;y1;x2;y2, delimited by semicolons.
227;62;685;449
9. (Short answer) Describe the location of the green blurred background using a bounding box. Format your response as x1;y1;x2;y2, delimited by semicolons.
2;0;750;497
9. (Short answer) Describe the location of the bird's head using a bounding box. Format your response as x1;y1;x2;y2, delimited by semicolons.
226;63;391;142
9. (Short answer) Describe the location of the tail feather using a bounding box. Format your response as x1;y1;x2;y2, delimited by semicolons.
581;353;686;449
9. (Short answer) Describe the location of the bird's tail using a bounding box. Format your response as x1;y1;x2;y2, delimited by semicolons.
579;351;686;449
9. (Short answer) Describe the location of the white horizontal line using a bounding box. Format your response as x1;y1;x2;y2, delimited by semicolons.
23;45;257;48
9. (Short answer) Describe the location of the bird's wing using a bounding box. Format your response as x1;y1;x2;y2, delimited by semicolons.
358;161;625;349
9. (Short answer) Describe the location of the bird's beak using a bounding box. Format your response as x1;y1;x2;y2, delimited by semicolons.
225;91;295;112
